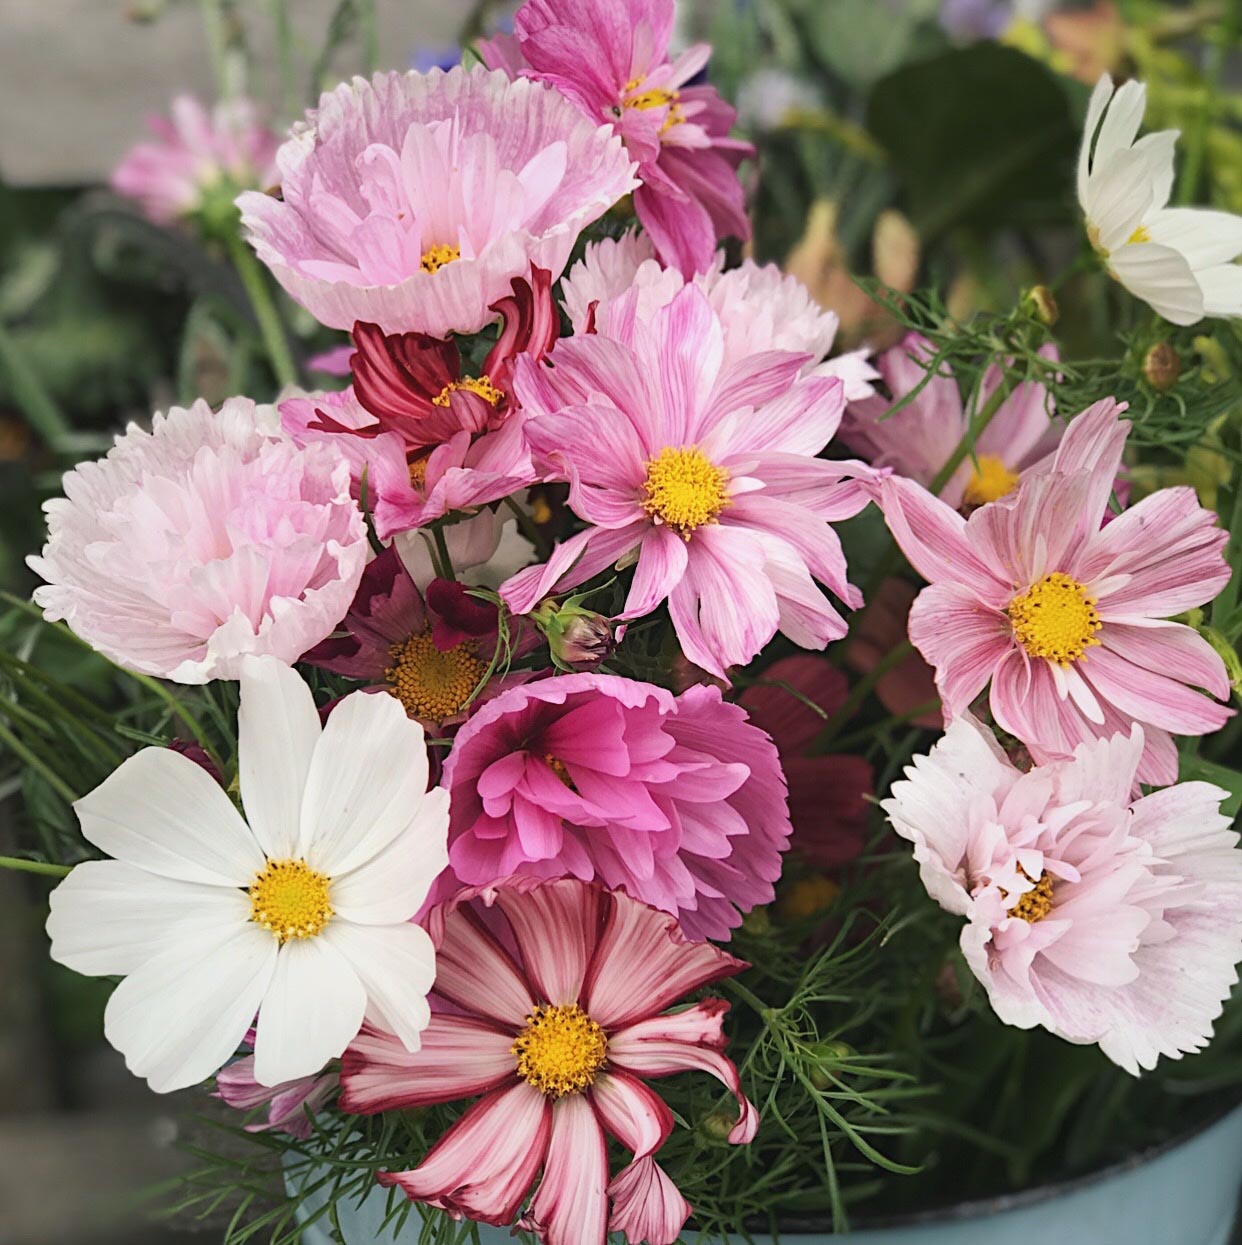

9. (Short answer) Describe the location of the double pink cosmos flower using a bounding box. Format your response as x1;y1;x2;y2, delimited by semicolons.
483;0;753;276
874;400;1232;784
340;878;756;1245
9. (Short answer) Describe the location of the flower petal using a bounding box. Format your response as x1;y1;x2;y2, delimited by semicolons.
379;1081;551;1225
237;657;321;860
1108;242;1203;325
253;935;367;1086
528;1094;609;1245
300;687;431;876
908;583;1012;717
590;1071;674;1159
609;1157;691;1245
75;747;263;887
324;920;435;1052
494;878;603;1007
433;904;535;1027
340;1016;517;1113
103;920;277;1093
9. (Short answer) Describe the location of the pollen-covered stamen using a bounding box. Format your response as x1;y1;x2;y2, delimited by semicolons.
962;454;1020;508
420;243;461;273
1007;572;1102;666
1006;868;1055;924
248;859;333;943
432;374;505;409
386;630;484;722
1126;225;1151;245
623;77;684;131
641;446;730;540
512;1003;608;1097
544;754;576;790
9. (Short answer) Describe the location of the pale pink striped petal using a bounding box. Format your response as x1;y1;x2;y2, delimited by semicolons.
338;1018;516;1113
624;526;690;618
590;1071;674;1159
609;1157;691;1245
378;1081;550;1225
501;523;645;615
527;1094;609;1245
908;583;1012;716
1100;621;1230;700
606;998;731;1050
494;878;603;1006
432;905;534;1028
1080;646;1233;736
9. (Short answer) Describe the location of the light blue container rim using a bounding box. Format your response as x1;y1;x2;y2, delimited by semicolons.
290;1095;1242;1243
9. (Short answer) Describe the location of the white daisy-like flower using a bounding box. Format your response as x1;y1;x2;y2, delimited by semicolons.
46;657;449;1093
1078;74;1242;325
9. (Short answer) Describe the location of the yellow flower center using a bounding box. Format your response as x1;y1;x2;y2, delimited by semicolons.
420;243;460;273
544;753;575;789
432;374;505;409
1007;572;1102;666
248;859;333;943
512;1003;608;1098
962;454;1020;508
623;78;684;131
386;630;484;722
641;446;730;539
1007;869;1055;924
408;455;430;489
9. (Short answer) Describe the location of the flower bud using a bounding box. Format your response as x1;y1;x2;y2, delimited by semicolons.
1022;285;1059;327
532;597;625;671
1143;342;1181;392
777;875;840;922
699;1109;738;1144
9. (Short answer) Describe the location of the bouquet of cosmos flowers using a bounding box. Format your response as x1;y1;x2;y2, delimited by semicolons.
5;1;1242;1242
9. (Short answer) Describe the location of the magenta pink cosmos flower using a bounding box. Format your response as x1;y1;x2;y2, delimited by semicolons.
302;544;536;730
559;231;878;399
113;95;278;226
884;715;1242;1072
481;0;753;275
500;284;876;680
339;877;757;1245
237;66;636;338
874;400;1233;784
436;672;791;941
281;267;555;535
29;398;367;683
738;656;874;870
841;334;1062;509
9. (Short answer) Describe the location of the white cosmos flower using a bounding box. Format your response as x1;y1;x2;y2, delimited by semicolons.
46;657;449;1093
1078;74;1242;325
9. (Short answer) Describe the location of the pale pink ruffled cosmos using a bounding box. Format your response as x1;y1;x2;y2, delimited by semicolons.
29;398;367;683
481;0;752;275
339;877;756;1245
884;715;1242;1072
841;333;1062;509
237;66;636;337
501;284;876;680
113;95;279;226
559;230;878;399
874;400;1232;784
216;1045;336;1140
436;672;792;941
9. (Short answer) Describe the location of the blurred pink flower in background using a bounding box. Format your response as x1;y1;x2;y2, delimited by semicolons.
112;95;279;226
437;672;791;941
885;715;1242;1073
237;66;636;337
738;656;874;870
873;401;1232;784
340;878;756;1245
841;333;1061;509
30;398;367;683
482;0;752;275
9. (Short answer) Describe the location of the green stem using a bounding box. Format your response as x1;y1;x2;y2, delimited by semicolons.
0;319;72;448
0;720;79;805
1175;3;1236;205
433;526;455;581
813;642;914;751
926;378;1013;497
503;496;552;561
0;855;71;879
227;234;297;389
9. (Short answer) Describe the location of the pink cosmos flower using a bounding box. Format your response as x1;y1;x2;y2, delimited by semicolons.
481;0;752;275
280;267;554;535
841;334;1062;509
29;398;366;683
339;877;757;1245
113;95;279;226
738;656;874;870
216;1043;336;1140
559;231;878;399
500;284;877;680
436;672;792;941
237;66;636;338
302;544;536;730
883;714;1242;1072
873;400;1233;785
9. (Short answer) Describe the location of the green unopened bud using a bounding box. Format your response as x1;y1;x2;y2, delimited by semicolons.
699;1109;738;1143
1143;342;1181;392
1201;626;1242;701
808;1041;854;1089
740;905;771;936
1022;285;1059;327
532;596;624;671
194;178;246;245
